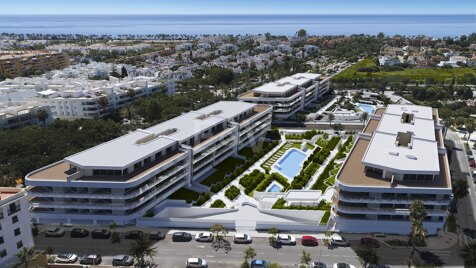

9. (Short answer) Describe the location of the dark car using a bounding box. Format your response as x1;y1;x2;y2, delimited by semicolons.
124;230;143;239
70;228;89;238
91;229;111;239
112;255;134;266
172;232;192;242
79;254;102;265
301;235;319;247
149;231;165;241
360;237;380;248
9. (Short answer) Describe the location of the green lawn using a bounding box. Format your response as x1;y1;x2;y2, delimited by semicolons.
334;58;476;82
200;157;245;186
169;188;201;203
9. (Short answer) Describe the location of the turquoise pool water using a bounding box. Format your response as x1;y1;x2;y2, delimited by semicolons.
273;148;307;180
357;103;376;114
267;183;282;192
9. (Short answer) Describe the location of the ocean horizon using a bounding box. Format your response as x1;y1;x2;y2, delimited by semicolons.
0;14;474;37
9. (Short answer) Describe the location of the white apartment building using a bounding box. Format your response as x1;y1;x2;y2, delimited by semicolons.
26;101;272;225
333;105;451;235
238;73;331;120
0;103;53;129
0;188;34;268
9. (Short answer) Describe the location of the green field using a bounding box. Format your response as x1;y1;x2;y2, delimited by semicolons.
333;58;476;82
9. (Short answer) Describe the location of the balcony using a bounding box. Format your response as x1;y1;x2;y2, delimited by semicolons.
337;192;450;206
336;204;447;216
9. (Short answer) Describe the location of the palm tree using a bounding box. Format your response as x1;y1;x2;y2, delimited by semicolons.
242;247;256;268
16;247;36;268
460;241;476;266
465;119;476;146
36;109;49;127
268;227;279;248
97;96;109;116
129;236;157;268
452;179;469;209
300;250;311;268
360;112;369;125
408;200;428;267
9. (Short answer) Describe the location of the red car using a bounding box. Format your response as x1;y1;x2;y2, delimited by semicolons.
301;236;319;246
470;159;476;167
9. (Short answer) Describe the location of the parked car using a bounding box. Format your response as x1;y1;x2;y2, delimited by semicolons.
55;252;78;263
91;229;111;239
330;234;350;247
360;237;380;248
70;228;89;238
233;233;252;244
311;262;328;268
195;232;213;242
45;227;65;237
172;232;192;242
301;236;319;247
277;234;296;245
251;259;268;268
79;254;102;265
149;231;165;241
186;257;208;268
333;263;355;268
112;255;134;266
124;230;143;239
469;158;476;167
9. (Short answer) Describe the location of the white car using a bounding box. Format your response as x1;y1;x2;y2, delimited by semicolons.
195;232;213;242
277;234;296;245
330;234;350;247
333;263;355;268
233;233;252;244
45;227;65;237
55;252;78;263
186;257;208;268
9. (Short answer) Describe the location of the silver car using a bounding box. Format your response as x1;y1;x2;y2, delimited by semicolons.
55;252;78;263
112;255;134;266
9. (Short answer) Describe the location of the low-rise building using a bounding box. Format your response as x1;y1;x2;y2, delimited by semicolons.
0;103;53;129
0;188;34;267
0;51;69;79
26;101;272;225
238;73;330;120
333;105;451;235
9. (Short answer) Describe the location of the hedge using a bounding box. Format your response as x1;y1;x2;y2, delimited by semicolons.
269;172;290;189
272;198;331;211
285;129;323;140
335;135;353;159
210;199;226;208
224;185;241;200
320;210;331;225
194;192;211;206
255;175;273;192
311;159;336;191
239;169;266;194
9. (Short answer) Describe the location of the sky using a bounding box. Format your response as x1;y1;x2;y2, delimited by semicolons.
1;0;475;15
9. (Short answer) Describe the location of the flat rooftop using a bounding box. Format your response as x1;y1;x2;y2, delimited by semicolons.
0;187;23;202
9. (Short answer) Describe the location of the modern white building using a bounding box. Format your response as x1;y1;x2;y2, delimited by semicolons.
238;73;331;120
0;188;34;268
26;101;272;225
333;105;451;235
0;103;53;129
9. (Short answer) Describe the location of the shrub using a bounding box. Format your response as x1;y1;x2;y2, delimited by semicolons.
269;173;290;189
255;176;273;192
210;199;226;208
311;160;336;191
225;185;241;200
239;170;266;194
194;192;211;206
285;129;321;140
272;198;331;211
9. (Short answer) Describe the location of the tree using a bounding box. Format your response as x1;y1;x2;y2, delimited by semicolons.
465;119;476;146
16;247;36;268
461;242;476;266
97;96;109;115
129;236;157;268
300;250;311;268
109;221;119;242
452;179;469;209
126;89;136;102
328;113;335;125
242;247;256;268
36;109;49;127
331;123;344;131
210;224;228;248
296;29;307;38
360;112;369;125
268;263;282;268
121;66;128;78
408;200;428;267
268;227;280;248
356;246;379;267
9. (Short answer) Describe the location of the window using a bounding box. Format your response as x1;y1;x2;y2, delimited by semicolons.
14;228;21;236
365;166;383;177
12;215;18;224
403;174;433;181
0;250;6;258
16;241;23;249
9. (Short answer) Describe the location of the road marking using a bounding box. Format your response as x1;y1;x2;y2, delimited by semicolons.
205;255;215;258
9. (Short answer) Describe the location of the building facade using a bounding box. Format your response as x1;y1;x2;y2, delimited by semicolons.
0;103;54;129
0;188;34;268
238;73;330;120
26;101;272;225
0;52;69;79
332;105;451;235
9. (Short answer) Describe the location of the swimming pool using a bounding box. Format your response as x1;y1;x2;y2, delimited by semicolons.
272;148;307;180
357;103;376;114
267;182;283;192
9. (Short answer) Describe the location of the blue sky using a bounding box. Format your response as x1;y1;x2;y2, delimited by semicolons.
2;0;475;15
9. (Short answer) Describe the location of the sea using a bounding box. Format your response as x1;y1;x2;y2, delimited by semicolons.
0;14;475;37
